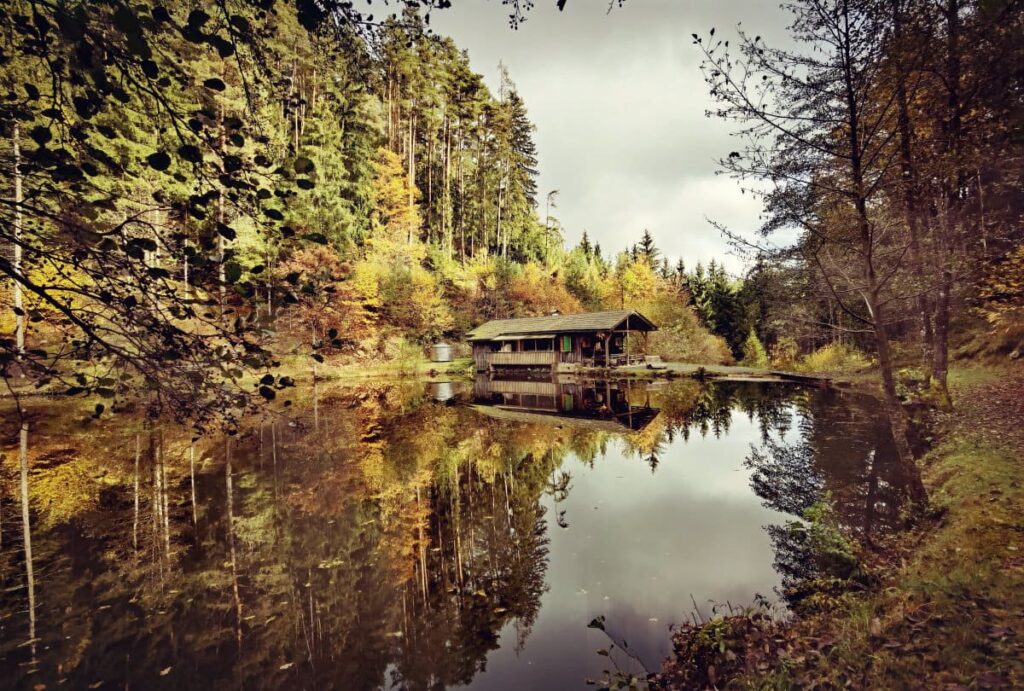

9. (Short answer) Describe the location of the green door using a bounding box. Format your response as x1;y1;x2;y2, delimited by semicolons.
561;335;572;353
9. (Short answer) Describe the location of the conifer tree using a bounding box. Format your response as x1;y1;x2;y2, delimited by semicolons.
638;229;659;264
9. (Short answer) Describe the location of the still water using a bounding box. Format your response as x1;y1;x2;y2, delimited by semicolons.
0;378;905;690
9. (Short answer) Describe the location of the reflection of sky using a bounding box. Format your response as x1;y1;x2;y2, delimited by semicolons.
461;410;792;690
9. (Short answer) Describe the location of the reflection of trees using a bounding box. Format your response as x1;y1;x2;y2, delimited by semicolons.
0;380;914;688
619;381;796;461
0;384;575;690
546;467;572;528
747;429;824;517
744;388;911;600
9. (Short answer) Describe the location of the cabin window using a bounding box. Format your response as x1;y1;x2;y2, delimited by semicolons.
561;335;572;352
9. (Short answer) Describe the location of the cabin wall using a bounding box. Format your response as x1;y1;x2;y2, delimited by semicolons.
472;329;654;370
472;343;491;371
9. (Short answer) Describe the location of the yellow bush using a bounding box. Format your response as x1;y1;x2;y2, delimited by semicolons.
797;342;871;374
770;336;800;370
647;309;734;365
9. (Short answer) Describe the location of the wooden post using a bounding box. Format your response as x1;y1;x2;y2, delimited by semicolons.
625;314;630;365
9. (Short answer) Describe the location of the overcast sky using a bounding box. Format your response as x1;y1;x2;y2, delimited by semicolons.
431;0;794;274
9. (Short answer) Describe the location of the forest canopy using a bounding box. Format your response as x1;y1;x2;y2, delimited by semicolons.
0;0;734;426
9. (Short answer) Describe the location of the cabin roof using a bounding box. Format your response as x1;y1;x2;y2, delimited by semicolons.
466;309;657;342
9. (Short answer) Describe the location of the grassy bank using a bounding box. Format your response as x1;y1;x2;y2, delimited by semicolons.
657;363;1024;689
271;355;474;383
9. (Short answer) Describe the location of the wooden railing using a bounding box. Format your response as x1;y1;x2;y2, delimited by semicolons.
487;351;557;367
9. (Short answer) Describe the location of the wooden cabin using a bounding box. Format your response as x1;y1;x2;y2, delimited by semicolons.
466;309;658;372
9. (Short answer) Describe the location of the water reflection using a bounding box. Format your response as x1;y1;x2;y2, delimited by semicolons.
0;378;906;690
472;375;660;433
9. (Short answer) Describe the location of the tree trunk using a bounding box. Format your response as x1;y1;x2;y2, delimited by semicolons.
840;3;926;506
13;122;25;361
869;296;928;506
426;131;433;238
133;434;140;551
444;117;452;256
218;108;227;315
190;443;197;526
931;0;962;410
19;421;36;659
265;248;273;319
160;430;170;556
408;112;416;230
225;439;243;647
459;139;466;262
892;0;935;384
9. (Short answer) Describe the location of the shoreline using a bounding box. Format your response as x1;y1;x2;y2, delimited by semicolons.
644;362;1024;689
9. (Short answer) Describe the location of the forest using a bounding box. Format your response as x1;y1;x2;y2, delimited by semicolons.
1;0;1023;689
5;0;1015;425
0;0;761;430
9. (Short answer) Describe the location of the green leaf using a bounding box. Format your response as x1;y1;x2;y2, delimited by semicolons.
187;9;210;27
224;262;242;284
30;126;52;146
178;145;203;163
147;151;172;171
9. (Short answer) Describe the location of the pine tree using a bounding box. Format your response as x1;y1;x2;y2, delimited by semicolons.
638;229;659;264
740;328;769;368
580;231;592;256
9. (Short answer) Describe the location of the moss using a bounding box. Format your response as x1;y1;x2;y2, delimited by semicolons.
730;368;1024;689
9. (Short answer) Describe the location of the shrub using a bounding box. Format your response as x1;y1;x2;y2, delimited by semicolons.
769;336;799;370
382;337;423;376
739;329;769;368
648;323;734;365
797;342;871;374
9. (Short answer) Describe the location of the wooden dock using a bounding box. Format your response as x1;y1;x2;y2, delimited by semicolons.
594;361;833;387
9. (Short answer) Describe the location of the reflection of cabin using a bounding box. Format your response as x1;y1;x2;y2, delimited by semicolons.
466;310;658;372
472;376;660;433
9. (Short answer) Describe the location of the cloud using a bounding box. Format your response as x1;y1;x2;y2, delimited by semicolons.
432;0;794;274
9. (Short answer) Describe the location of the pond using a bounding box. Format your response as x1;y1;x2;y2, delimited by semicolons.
0;377;908;690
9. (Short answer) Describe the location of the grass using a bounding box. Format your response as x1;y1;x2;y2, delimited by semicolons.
731;363;1024;689
270;352;473;382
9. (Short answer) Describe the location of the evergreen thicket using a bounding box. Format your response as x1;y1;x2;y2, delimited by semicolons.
0;1;730;423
